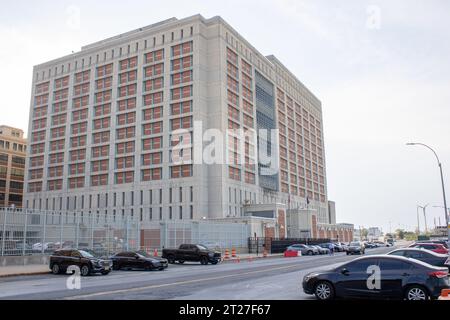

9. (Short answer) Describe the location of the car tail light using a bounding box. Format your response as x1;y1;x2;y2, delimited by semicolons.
429;271;449;278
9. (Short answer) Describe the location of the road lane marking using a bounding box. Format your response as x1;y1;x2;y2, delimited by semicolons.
64;263;303;300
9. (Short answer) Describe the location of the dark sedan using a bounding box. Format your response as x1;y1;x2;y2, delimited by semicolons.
388;248;450;270
110;251;168;271
302;255;449;300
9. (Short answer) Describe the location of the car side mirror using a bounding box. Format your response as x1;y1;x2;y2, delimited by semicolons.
341;268;349;275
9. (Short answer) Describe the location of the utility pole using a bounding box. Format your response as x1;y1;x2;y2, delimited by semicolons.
423;205;428;234
417;204;429;234
407;143;449;247
416;206;421;234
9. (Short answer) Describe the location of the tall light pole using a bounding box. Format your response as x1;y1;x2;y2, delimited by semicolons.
407;143;449;244
418;204;429;234
416;205;421;234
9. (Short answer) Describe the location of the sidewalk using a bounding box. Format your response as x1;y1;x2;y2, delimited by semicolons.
0;264;49;278
0;253;284;278
221;253;284;263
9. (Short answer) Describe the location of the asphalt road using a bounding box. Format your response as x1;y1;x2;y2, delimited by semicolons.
0;246;397;300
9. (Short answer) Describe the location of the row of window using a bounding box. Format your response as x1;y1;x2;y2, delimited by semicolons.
28;164;194;190
0;180;24;190
0;140;27;153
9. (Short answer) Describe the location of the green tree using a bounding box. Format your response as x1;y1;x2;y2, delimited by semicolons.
395;229;405;239
361;228;368;240
404;232;418;241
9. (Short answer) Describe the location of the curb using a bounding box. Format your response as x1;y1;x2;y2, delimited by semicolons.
0;270;50;278
221;254;283;263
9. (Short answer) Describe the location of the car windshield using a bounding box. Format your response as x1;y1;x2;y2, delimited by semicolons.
79;250;95;258
197;244;208;250
350;242;360;246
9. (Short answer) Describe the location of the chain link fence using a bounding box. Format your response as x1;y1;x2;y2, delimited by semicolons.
0;207;140;257
1;208;253;257
140;221;251;254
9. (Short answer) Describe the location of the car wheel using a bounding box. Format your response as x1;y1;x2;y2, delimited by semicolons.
178;260;185;264
80;265;91;277
167;255;176;264
200;256;209;265
145;264;154;271
211;260;218;265
307;251;313;256
314;281;335;300
101;270;110;275
405;285;429;301
51;263;61;275
346;252;349;255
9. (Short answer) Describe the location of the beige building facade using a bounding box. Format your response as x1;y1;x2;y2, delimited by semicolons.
24;15;347;237
0;126;27;208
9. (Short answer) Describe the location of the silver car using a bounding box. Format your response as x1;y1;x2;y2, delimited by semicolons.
311;245;328;255
287;244;316;256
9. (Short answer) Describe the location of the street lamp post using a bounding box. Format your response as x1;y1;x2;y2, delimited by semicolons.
417;204;429;234
416;205;421;234
407;143;449;245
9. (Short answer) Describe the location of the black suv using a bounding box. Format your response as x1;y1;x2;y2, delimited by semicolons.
49;249;113;276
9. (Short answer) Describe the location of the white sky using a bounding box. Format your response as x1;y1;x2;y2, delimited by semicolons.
1;0;449;233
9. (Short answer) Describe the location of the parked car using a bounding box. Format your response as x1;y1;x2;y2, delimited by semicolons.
286;244;316;256
302;255;450;300
363;242;376;249
307;245;320;255
2;240;33;256
318;243;336;252
346;241;365;255
373;241;387;247
409;243;449;255
333;243;344;252
49;249;113;276
388;248;450;270
413;240;449;249
339;243;349;252
162;244;221;265
110;251;168;271
312;245;329;255
32;242;58;253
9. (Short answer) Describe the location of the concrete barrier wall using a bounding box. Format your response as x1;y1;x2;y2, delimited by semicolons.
0;255;49;267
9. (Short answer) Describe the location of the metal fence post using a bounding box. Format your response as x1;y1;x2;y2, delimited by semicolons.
1;209;7;256
22;209;28;256
42;211;47;255
59;212;63;249
136;219;141;251
125;216;129;251
90;212;94;249
174;220;177;248
75;213;80;249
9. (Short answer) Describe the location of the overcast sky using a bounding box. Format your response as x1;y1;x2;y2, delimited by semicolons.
1;0;449;234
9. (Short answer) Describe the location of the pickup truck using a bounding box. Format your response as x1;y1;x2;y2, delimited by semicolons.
162;244;221;265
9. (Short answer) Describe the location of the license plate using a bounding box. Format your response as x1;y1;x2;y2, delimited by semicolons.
104;266;110;271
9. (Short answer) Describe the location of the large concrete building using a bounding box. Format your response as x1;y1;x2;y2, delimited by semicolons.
0;126;27;208
24;15;351;240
